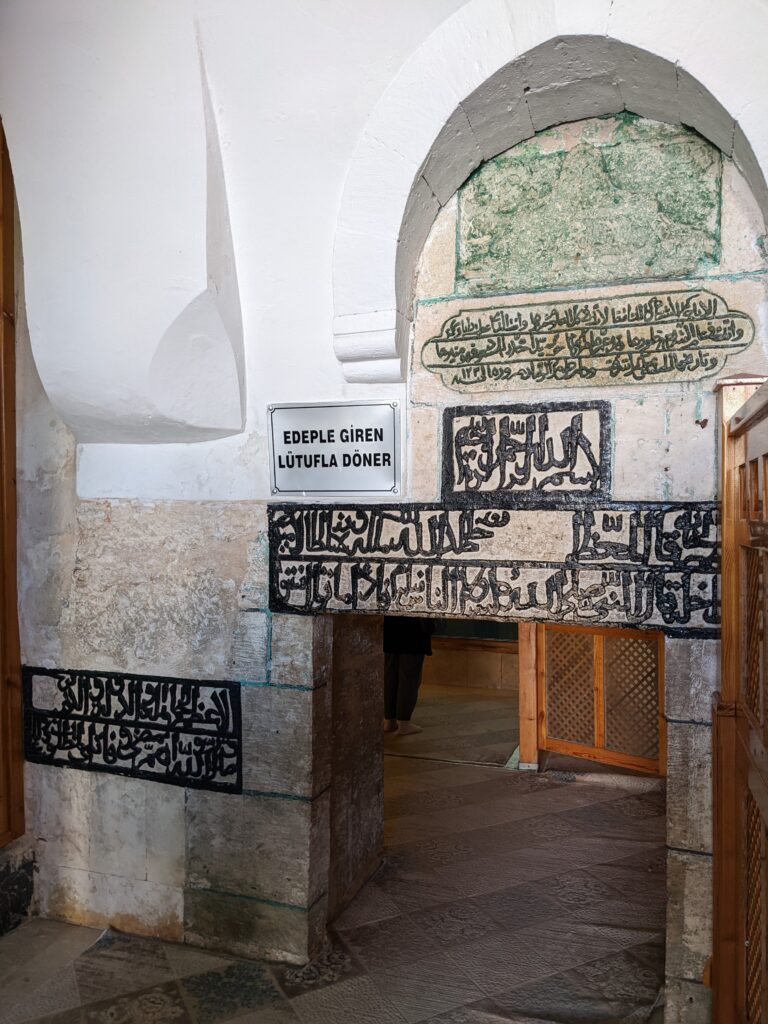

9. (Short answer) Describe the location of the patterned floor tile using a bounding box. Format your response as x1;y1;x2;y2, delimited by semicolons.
544;870;622;909
492;967;631;1023
82;981;190;1024
225;1007;299;1024
0;965;81;1024
179;962;284;1024
572;897;666;931
17;1011;83;1024
418;1004;538;1024
467;880;566;931
74;933;175;1006
162;943;235;980
408;900;503;949
331;881;402;930
272;933;363;998
336;913;438;971
290;976;405;1024
370;953;485;1023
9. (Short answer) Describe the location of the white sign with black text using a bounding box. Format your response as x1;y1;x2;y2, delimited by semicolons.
268;401;400;496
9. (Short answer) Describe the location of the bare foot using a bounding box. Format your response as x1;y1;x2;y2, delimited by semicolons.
383;719;397;733
396;721;423;736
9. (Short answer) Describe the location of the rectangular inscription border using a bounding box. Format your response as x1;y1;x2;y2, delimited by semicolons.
441;400;612;507
268;501;720;638
23;667;243;793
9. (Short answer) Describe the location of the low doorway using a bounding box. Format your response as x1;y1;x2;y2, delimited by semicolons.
325;613;667;1023
384;619;520;767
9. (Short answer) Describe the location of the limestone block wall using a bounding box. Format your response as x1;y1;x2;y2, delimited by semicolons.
402;114;768;1022
4;250;339;959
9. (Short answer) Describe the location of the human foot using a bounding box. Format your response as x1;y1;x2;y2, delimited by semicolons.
396;721;423;735
383;719;398;733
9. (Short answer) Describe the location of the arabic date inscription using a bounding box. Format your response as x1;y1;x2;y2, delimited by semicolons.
421;289;753;391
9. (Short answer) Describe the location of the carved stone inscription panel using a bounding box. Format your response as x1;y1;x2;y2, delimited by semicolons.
24;668;242;792
443;401;611;506
269;503;719;637
420;289;753;391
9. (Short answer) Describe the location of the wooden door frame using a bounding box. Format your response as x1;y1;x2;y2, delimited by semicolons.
712;376;768;1021
0;121;22;849
518;620;666;776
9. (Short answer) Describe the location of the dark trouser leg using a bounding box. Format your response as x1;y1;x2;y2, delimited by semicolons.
384;652;399;720
396;653;425;722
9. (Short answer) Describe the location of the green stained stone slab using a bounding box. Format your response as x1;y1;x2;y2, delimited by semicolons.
456;115;721;295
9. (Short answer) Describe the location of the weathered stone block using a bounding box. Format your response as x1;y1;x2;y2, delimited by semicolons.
230;610;269;682
145;783;185;887
667;723;712;854
328;615;384;917
452;115;721;300
666;849;713;982
419;106;482;206
184;889;327;964
525;77;624;134
664;977;712;1024
241;681;331;798
415;198;457;301
186;789;330;908
0;835;35;934
270;615;316;688
461;62;534;162
88;773;147;881
665;639;720;724
408;406;439;501
612;42;680;125
677;67;735;156
27;762;91;873
237;510;270;610
58;500;252;679
38;864;182;940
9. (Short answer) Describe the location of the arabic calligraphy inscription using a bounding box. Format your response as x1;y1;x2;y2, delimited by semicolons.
421;289;753;391
268;503;720;637
443;401;611;506
24;668;242;792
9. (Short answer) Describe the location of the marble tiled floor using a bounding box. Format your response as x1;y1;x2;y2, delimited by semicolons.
383;684;519;766
0;756;665;1024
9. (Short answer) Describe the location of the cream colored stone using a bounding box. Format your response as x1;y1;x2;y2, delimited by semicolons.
27;763;91;873
38;865;183;940
145;783;185;887
407;405;440;501
58;500;254;678
667;850;713;982
414;197;457;301
719;160;768;275
230;610;269;682
271;614;316;688
613;390;717;502
88;774;147;881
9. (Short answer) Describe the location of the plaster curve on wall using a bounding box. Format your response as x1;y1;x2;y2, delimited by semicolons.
0;0;244;443
333;0;768;383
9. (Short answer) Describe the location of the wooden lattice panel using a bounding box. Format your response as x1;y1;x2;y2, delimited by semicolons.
745;791;765;1024
745;547;763;724
602;634;659;760
545;630;594;746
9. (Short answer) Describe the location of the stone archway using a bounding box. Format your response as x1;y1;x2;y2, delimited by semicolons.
333;9;768;383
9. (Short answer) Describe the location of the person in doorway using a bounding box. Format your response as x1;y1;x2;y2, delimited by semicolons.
383;615;435;736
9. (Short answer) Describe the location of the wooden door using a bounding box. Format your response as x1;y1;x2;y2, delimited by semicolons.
713;377;768;1022
0;121;22;849
536;623;665;776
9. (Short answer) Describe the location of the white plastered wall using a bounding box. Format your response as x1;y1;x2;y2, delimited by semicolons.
2;0;768;504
